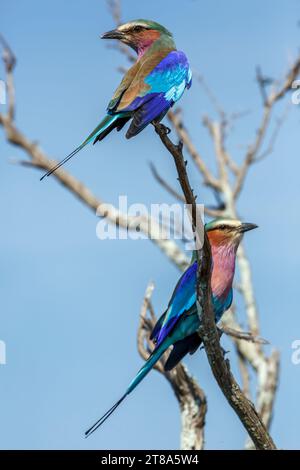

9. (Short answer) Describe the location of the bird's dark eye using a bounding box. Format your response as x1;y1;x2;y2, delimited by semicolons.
133;25;144;33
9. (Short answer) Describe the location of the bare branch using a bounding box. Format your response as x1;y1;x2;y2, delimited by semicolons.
255;104;290;162
256;66;272;106
107;0;122;26
234;54;300;199
0;34;16;120
202;116;228;185
218;323;269;345
270;56;300;102
202;114;239;178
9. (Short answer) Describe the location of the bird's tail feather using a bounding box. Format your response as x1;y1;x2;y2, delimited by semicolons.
40;115;120;180
126;339;170;395
84;340;170;438
85;393;127;438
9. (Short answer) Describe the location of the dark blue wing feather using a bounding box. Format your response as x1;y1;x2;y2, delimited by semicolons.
122;51;192;137
156;261;197;346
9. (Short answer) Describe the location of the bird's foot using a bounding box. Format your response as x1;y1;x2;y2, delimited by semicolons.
152;121;171;135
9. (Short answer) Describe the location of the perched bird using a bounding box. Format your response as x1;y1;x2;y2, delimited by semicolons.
85;218;257;437
41;19;192;180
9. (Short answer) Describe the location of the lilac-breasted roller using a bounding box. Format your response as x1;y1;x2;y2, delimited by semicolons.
85;218;258;437
41;19;192;179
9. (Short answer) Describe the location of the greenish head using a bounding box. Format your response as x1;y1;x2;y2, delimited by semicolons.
101;19;174;55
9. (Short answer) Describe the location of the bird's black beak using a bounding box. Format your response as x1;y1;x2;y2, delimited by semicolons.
239;223;258;233
101;29;124;40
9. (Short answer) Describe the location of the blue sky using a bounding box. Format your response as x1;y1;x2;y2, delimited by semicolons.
0;0;300;449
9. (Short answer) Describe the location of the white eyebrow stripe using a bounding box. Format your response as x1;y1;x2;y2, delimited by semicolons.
213;219;241;229
118;24;130;31
118;22;150;32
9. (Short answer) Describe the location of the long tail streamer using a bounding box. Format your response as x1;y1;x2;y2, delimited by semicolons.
85;394;127;438
40;144;86;180
84;339;170;437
